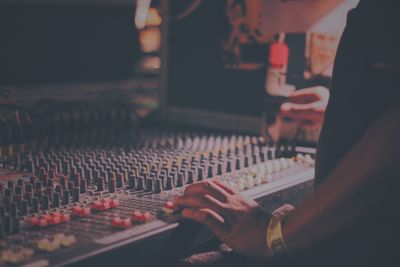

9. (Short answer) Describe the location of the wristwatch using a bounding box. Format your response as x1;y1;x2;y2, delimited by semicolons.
266;215;289;257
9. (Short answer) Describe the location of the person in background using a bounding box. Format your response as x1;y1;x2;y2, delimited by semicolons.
174;0;400;266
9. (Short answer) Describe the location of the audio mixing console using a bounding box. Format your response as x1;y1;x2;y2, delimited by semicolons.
0;129;315;266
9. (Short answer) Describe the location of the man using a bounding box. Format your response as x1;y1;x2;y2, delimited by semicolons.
174;0;400;266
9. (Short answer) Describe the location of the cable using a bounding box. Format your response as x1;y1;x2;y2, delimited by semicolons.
173;0;204;21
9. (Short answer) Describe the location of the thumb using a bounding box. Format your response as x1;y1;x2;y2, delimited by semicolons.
281;102;315;112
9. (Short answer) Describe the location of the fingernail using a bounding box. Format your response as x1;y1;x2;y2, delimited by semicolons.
281;103;291;111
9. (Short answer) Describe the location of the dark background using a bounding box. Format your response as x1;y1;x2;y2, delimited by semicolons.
167;0;306;117
0;3;139;86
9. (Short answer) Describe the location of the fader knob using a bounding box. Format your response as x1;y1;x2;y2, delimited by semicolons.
41;195;50;210
4;215;11;234
0;205;5;219
7;181;15;194
3;197;11;213
12;218;20;234
166;176;173;190
0;220;5;238
145;178;153;192
187;170;194;184
155;179;162;193
137;176;144;191
260;151;265;162
226;160;232;173
197;167;204;181
176;173;184;187
217;163;223;175
0;184;4;199
4;188;12;198
244;156;249;168
32;197;39;213
10;202;18;218
128;175;136;190
73;188;80;203
97;177;105;191
235;159;241;170
63;190;70;205
108;178;116;193
116;173;124;188
80;179;87;194
19;200;28;216
15;186;23;195
207;166;214;178
252;155;258;165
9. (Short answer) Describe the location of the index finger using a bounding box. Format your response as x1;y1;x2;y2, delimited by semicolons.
212;180;235;195
183;180;229;202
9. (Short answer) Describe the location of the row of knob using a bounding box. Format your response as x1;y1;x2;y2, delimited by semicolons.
0;132;290;240
0;233;77;265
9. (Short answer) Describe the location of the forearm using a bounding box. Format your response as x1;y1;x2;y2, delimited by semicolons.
282;108;400;253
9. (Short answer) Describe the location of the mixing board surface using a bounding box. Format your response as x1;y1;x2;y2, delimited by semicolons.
0;129;314;266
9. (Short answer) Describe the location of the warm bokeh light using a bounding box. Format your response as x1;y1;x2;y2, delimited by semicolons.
309;33;340;77
139;28;161;53
146;8;162;27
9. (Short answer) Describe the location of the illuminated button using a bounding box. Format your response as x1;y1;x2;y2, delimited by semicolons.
100;202;111;210
61;235;77;247
60;213;71;223
109;198;120;208
304;154;315;166
28;216;39;227
54;233;77;247
131;211;153;223
91;200;102;210
111;217;132;229
111;217;122;227
72;206;91;217
28;215;49;228
20;248;34;258
0;248;33;264
37;238;61;252
53;233;66;242
37;216;49;227
48;212;62;225
91;199;111;211
162;201;178;214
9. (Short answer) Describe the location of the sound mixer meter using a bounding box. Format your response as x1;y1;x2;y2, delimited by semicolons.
0;128;314;266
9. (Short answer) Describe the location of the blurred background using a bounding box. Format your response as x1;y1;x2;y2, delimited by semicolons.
0;0;162;117
0;0;358;147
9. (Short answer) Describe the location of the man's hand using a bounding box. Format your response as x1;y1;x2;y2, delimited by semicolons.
174;180;272;260
278;86;329;127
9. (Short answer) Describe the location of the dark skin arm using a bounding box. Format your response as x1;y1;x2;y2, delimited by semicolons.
174;108;400;260
283;108;400;252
